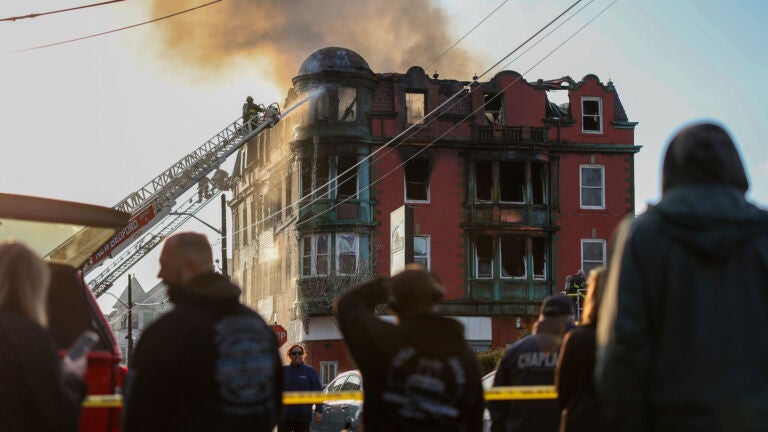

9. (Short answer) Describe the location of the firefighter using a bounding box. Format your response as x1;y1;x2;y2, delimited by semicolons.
242;96;262;132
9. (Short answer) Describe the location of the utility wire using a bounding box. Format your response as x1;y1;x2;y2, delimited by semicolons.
424;0;511;73
232;0;595;236
15;0;222;52
0;0;125;22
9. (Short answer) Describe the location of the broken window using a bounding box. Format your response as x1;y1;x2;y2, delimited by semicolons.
531;163;546;205
302;234;329;277
500;236;526;278
581;239;605;275
336;154;358;198
484;92;504;125
338;87;357;122
499;161;525;203
336;233;358;275
580;165;605;209
406;91;426;124
300;155;330;200
405;157;430;202
582;97;602;133
316;92;330;121
532;237;546;279
475;235;493;278
475;161;492;202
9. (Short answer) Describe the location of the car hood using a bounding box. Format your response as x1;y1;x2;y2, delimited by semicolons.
0;193;130;269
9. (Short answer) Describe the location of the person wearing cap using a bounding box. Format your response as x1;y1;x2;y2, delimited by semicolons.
489;294;575;432
335;263;484;432
595;122;768;431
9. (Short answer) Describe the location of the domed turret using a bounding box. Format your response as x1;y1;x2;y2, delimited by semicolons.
298;47;371;76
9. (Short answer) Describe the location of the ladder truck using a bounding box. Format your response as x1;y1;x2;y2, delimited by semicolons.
49;103;281;298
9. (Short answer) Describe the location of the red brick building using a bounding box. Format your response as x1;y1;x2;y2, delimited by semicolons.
229;47;638;383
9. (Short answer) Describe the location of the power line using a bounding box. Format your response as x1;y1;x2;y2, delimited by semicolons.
425;0;511;73
14;0;222;52
233;0;599;236
0;0;125;22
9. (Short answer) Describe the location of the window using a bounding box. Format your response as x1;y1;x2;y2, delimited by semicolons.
580;165;605;209
301;234;329;276
472;161;548;205
338;87;357;122
336;233;358;275
404;157;430;202
335;155;358;198
581;239;606;275
475;235;493;279
341;373;362;391
406;91;426;124
300;156;330;200
414;235;430;269
320;361;338;386
473;235;548;279
581;97;602;133
484;92;504;125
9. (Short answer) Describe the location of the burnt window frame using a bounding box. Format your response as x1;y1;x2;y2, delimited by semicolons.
471;160;548;205
405;91;427;125
472;235;549;280
483;92;505;125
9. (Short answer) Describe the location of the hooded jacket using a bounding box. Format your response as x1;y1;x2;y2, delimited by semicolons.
335;278;484;432
596;123;768;431
123;272;282;432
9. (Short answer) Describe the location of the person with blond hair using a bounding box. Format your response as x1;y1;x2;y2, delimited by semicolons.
0;241;88;431
279;343;323;432
555;267;613;432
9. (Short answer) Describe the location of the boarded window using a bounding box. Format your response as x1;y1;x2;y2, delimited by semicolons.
500;236;526;278
405;158;430;202
499;161;525;203
475;235;493;278
406;92;426;124
475;161;492;201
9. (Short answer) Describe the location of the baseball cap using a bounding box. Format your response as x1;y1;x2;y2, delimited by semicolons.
540;294;574;317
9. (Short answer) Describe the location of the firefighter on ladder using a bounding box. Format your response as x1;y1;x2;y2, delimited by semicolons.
242;96;263;133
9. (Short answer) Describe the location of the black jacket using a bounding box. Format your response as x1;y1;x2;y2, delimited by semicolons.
555;325;612;432
490;318;566;432
123;272;282;432
0;311;86;432
597;122;768;431
335;279;485;432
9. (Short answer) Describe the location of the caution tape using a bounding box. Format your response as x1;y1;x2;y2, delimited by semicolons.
84;386;556;408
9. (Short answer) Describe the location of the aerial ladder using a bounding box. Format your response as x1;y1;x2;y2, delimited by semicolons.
49;103;281;298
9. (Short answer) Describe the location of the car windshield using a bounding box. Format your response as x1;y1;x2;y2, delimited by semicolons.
0;193;130;269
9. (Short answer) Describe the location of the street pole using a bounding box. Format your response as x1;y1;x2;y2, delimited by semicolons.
221;194;228;278
127;275;134;367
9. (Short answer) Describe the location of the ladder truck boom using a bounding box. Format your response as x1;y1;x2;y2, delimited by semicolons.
49;103;281;297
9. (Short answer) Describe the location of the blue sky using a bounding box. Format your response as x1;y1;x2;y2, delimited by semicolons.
1;0;766;308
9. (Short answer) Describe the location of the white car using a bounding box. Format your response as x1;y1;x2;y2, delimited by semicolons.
310;370;363;432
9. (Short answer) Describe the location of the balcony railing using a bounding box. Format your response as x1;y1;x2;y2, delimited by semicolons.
473;125;546;143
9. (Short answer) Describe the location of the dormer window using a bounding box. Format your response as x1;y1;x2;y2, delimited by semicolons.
406;91;426;124
581;97;603;133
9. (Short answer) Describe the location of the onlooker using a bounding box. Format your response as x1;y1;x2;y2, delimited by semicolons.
335;264;484;432
555;267;612;432
0;242;88;431
123;232;282;432
596;122;768;431
279;343;323;432
490;294;575;432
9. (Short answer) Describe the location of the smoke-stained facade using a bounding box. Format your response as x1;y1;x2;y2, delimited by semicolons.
229;47;638;383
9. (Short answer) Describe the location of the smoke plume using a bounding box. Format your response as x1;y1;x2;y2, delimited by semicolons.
149;0;481;88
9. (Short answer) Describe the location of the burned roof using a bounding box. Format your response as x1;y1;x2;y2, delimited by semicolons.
298;47;371;75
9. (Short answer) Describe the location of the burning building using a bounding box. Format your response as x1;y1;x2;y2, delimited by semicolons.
228;46;638;384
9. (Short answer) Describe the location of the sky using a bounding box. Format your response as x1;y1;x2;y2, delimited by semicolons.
1;0;766;311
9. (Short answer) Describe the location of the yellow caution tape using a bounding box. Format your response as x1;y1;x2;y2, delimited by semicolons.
83;394;123;408
83;386;557;408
